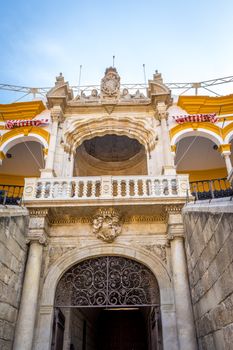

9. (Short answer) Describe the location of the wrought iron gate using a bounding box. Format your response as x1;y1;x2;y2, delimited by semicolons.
55;256;160;307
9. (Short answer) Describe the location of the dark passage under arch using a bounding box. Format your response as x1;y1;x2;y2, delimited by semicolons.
52;256;163;350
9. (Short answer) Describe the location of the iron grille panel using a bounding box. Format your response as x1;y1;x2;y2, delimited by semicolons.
55;256;159;307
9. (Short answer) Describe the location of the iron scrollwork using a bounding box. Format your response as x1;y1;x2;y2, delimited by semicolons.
55;256;160;307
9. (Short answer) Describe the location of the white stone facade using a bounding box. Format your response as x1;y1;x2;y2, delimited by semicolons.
1;69;199;350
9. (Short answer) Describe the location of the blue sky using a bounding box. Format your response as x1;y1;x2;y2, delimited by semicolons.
1;0;233;102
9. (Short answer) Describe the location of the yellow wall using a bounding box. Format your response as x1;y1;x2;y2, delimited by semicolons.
0;174;35;186
177;168;227;182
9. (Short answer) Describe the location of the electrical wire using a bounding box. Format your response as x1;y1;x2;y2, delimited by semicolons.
175;136;198;167
23;141;43;169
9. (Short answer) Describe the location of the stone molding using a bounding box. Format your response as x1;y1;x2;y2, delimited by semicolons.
142;244;167;264
63;115;157;153
48;213;167;225
49;246;76;264
165;204;184;214
28;208;49;217
27;208;49;245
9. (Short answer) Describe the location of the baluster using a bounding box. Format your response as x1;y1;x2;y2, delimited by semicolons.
147;179;152;196
48;181;54;198
74;180;80;198
150;179;155;196
83;180;88;198
125;179;130;197
41;181;46;199
58;182;63;198
117;179;122;198
142;179;147;197
90;180;96;198
167;178;172;196
209;180;214;199
35;182;41;198
153;180;159;196
163;179;169;195
67;180;72;198
134;179;139;197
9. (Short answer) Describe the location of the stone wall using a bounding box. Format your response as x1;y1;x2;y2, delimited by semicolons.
0;207;28;350
183;199;233;350
62;308;96;350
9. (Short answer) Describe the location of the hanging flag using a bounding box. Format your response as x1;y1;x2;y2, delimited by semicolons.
173;113;218;124
5;119;49;129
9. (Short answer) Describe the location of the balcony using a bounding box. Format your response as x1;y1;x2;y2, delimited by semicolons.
22;175;190;207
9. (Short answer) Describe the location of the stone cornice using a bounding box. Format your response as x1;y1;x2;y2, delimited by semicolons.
164;204;184;214
28;208;49;217
48;213;167;225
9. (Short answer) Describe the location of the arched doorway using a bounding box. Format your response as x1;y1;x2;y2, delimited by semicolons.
52;256;162;350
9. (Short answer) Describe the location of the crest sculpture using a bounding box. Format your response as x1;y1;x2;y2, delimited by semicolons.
92;208;122;243
100;67;120;100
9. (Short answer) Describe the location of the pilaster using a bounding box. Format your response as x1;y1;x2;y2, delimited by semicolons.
13;209;49;350
166;206;197;350
156;102;176;175
40;107;64;178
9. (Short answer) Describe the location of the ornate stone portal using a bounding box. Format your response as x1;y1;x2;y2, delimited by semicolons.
92;208;122;243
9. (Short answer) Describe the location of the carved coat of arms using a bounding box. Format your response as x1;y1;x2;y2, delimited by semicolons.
92;208;122;243
101;67;120;98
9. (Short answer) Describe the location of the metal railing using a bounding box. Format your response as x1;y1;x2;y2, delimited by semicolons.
0;184;24;205
190;178;233;201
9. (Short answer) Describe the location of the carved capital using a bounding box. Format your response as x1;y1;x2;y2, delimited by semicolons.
92;208;122;243
26;231;48;246
51;106;64;123
167;224;184;241
155;102;168;121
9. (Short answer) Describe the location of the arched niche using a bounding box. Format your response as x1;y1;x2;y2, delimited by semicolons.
73;134;148;176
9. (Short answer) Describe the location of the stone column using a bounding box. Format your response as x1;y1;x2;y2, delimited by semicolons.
156;102;176;175
0;151;6;165
13;209;48;350
167;209;197;350
223;153;233;175
146;148;152;175
40;106;63;178
66;151;75;177
218;144;232;175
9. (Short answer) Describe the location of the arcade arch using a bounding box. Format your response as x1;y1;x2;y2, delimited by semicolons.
0;134;47;202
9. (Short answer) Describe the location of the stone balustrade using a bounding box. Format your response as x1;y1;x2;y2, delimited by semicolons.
23;175;189;203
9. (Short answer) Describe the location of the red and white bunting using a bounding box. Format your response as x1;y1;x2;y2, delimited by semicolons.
173;113;218;124
5;119;49;129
